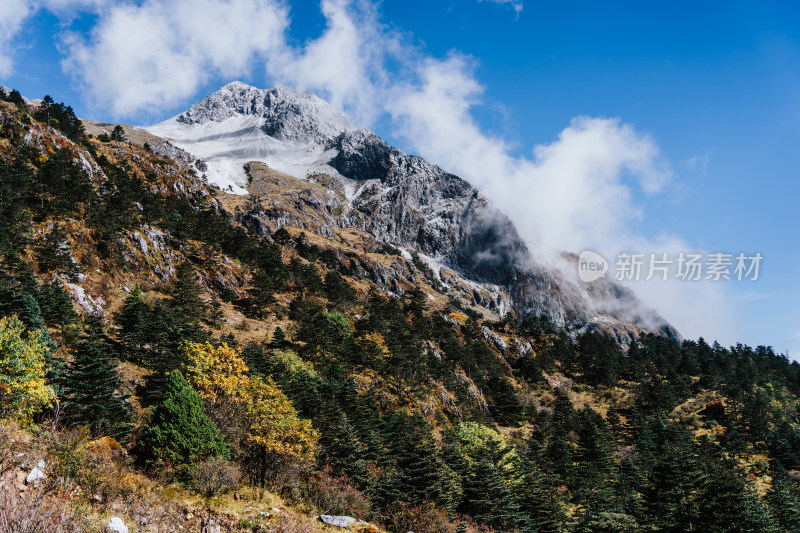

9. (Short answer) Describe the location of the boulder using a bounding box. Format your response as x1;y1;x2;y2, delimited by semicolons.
86;436;127;462
318;515;358;528
201;518;221;533
107;516;128;533
25;460;45;484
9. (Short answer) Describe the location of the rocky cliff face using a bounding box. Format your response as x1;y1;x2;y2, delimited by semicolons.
148;82;677;342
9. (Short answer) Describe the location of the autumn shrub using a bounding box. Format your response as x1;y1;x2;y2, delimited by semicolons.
381;501;458;533
45;426;105;494
181;342;318;486
194;455;242;496
305;468;371;518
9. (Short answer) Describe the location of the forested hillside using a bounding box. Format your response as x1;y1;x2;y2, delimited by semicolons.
1;89;800;533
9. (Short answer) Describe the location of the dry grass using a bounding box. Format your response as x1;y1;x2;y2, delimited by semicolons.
0;479;87;533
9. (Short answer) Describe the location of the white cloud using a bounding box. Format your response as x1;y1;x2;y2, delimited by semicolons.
0;0;114;77
0;0;34;77
381;53;739;343
266;0;401;125
387;54;671;255
60;0;289;117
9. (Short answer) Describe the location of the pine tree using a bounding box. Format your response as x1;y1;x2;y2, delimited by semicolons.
170;262;207;324
269;326;288;349
37;279;78;329
272;227;291;245
208;297;224;326
486;373;524;426
324;270;355;304
519;462;567;533
644;425;705;531
62;317;132;440
694;465;780;533
465;437;534;532
320;414;371;490
766;468;800;532
135;370;228;470
116;284;149;360
111;125;126;142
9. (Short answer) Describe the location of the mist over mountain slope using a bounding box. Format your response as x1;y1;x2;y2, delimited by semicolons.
148;81;676;342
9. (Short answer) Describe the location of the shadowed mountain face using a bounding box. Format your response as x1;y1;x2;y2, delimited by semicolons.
148;82;678;343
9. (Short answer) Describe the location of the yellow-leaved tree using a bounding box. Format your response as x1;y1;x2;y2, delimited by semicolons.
0;315;54;421
244;375;318;485
181;342;318;486
183;341;249;404
355;331;392;361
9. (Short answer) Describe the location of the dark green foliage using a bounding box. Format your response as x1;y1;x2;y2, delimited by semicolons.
576;511;643;533
376;414;458;511
170;262;207;324
456;437;534;532
33;96;86;142
116;284;207;404
5;89;26;108
135;370;228;469
694;465;780;533
36;225;81;280
288;257;324;294
484;374;524;425
110;125;126;142
269;327;288;349
61;316;132;440
578;331;622;387
766;469;800;532
324;270;355;305
518;463;567;533
271;227;291;245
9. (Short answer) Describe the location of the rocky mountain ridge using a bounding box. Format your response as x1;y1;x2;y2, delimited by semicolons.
147;82;676;343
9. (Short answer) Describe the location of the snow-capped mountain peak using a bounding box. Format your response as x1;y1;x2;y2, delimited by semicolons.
174;81;354;143
147;82;355;192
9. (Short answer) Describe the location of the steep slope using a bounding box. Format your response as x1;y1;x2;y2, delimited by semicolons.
3;87;800;533
148;82;676;342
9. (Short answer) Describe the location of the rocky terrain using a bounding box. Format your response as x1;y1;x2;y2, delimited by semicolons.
148;81;676;343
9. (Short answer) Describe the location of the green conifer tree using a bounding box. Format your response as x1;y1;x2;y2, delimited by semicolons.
135;370;228;470
62;317;132;439
170;262;207;324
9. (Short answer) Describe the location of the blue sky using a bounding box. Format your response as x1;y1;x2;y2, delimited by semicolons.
2;0;799;356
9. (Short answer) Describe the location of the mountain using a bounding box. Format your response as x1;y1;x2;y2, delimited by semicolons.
148;81;677;343
2;84;800;533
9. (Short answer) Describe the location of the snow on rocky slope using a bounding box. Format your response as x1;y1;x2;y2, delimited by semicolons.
147;82;353;193
147;81;678;342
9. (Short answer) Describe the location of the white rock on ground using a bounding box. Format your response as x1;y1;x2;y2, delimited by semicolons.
318;515;358;528
25;460;45;484
107;516;128;533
